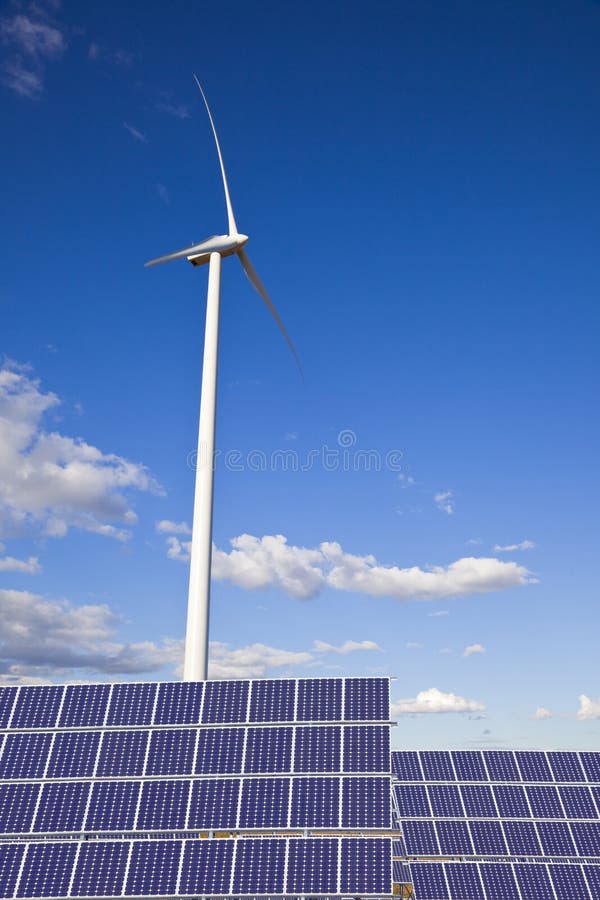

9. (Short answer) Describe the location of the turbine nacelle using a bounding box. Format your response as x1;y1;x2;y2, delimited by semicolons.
188;233;249;267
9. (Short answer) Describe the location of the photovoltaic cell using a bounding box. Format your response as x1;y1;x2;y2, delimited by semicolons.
452;751;487;782
125;840;180;896
548;863;591;899
445;863;485;899
58;684;110;728
479;863;520;899
343;725;389;772
290;777;339;829
179;839;234;896
187;779;239;830
137;780;189;830
71;840;129;897
572;821;600;856
194;728;244;775
461;784;497;818
514;862;554;900
392;751;422;781
584;864;600;898
233;837;286;894
435;820;473;855
10;686;63;730
33;781;90;833
340;837;391;895
297;679;342;722
537;820;577;856
145;728;196;776
420;751;454;782
95;730;148;777
154;682;202;725
581;752;600;782
493;784;530;818
469;820;508;855
428;784;463;818
238;778;289;829
394;784;431;818
342;777;390;829
483;751;520;783
85;781;140;832
294;726;341;773
502;820;542;855
548;750;586;783
0;843;24;898
244;727;292;773
202;680;248;723
106;682;156;726
0;733;52;779
0;689;17;729
46;731;100;779
402;820;439;855
526;785;564;819
248;679;295;722
515;750;553;782
344;677;388;721
287;837;338;895
408;862;449;900
560;786;598;819
0;783;39;834
17;841;76;898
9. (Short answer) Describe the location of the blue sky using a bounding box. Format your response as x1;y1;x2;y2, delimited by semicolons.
1;0;599;750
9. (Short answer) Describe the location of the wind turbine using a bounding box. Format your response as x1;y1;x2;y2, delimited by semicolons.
146;78;300;682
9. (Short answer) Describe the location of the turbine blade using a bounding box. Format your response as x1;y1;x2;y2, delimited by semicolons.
145;234;227;267
193;76;238;237
237;248;303;377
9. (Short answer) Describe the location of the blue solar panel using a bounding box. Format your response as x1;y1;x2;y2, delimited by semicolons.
343;725;389;772
394;784;431;817
179;839;234;895
10;686;63;730
340;837;391;895
33;781;90;833
342;777;390;828
194;727;244;774
560;786;598;819
46;731;100;778
0;733;52;779
392;750;423;781
188;778;240;830
145;728;195;775
17;841;76;898
515;750;553;782
445;863;485;899
294;725;341;772
154;682;202;725
420;751;454;782
96;729;148;778
71;840;129;897
233;837;286;894
0;689;17;729
452;751;487;782
58;684;110;728
526;784;564;818
125;839;180;896
0;783;39;834
0;843;24;898
408;862;448;899
238;778;289;828
202;680;249;723
244;726;292;773
428;784;464;817
514;862;554;899
85;781;140;832
106;682;156;726
469;820;508;855
402;820;439;855
572;822;600;856
483;751;520;782
435;820;473;855
502;820;542;855
297;678;342;722
287;837;338;894
249;679;295;722
479;862;520;899
290;777;339;828
345;677;388;721
537;820;577;856
585;864;600;898
548;750;586;783
461;784;498;818
137;780;189;830
548;863;591;899
582;752;600;783
493;784;530;817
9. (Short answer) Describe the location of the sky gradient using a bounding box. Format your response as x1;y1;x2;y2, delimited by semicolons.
1;0;599;750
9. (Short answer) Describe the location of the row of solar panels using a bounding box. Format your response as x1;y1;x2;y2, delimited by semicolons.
394;781;600;820
0;725;389;780
0;837;393;898
399;817;600;858
0;678;390;731
406;859;600;899
392;750;600;784
0;775;391;835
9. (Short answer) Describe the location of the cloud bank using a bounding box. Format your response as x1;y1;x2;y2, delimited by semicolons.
392;687;485;715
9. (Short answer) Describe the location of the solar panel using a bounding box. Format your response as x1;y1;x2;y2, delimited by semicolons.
345;676;389;721
179;839;234;895
428;784;464;817
33;781;89;833
145;728;196;776
526;784;564;818
287;837;338;895
244;726;293;773
493;784;531;817
85;780;140;832
155;681;203;725
515;750;553;782
0;843;24;898
560;785;598;819
445;862;485;899
202;680;249;723
343;724;389;772
435;820;473;855
548;862;591;898
420;751;455;782
16;841;76;898
391;750;423;781
238;778;289;829
0;733;52;779
582;752;600;782
125;839;180;896
10;686;64;730
294;725;341;772
233;837;286;894
188;778;240;830
483;750;520;782
572;821;600;856
340;837;391;895
548;750;586;783
96;729;148;777
0;784;39;834
451;751;487;782
46;730;100;778
106;683;156;726
537;820;577;856
248;679;295;722
394;784;431;817
137;780;189;830
58;684;110;728
408;862;449;899
460;784;498;818
194;727;244;774
402;820;440;855
297;678;342;722
468;819;507;855
502;820;542;855
290;776;339;828
71;840;130;897
478;862;520;899
514;862;555;899
342;776;390;828
585;863;600;897
0;690;17;730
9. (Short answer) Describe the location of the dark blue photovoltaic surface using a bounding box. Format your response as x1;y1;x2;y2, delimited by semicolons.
340;837;391;895
233;838;286;894
85;780;140;832
33;781;89;833
0;690;17;730
96;730;148;777
10;686;63;730
58;684;110;728
493;784;530;818
188;779;239;830
537;820;576;856
479;863;520;899
249;679;295;722
514;862;554;899
46;731;100;779
71;841;129;897
238;778;289;829
502;820;541;855
125;840;180;896
461;784;497;818
344;725;389;772
0;842;24;898
0;783;39;833
155;682;202;725
402;820;439;855
146;728;196;775
445;863;485;899
420;751;454;782
392;750;422;781
515;750;553;782
526;784;564;818
137;780;189;830
394;784;431;818
582;752;600;782
106;683;156;726
483;751;520;782
469;820;507;855
244;727;292;773
194;727;244;774
179;839;234;895
287;838;338;894
202;680;248;723
436;820;473;855
297;678;342;722
345;677;388;721
17;841;76;898
428;784;463;817
585;864;600;897
342;777;390;828
294;725;341;772
290;776;339;828
560;785;598;819
548;750;586;782
548;863;590;898
572;821;600;856
0;733;52;779
408;862;449;900
452;751;487;782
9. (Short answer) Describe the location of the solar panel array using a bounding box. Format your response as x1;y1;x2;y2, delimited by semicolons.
0;677;393;899
392;749;600;899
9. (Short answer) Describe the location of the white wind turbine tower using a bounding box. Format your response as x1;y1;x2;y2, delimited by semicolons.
146;78;300;682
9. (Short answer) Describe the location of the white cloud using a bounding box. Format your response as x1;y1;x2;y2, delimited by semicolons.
463;643;485;657
428;609;449;617
405;642;424;650
392;687;485;715
466;538;482;546
157;520;191;535
0;362;161;542
167;532;536;602
312;639;382;655
0;8;66;99
531;706;553;720
0;555;41;574
156;99;190;120
494;540;536;552
123;122;147;143
208;642;313;680
434;490;455;515
577;694;600;721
